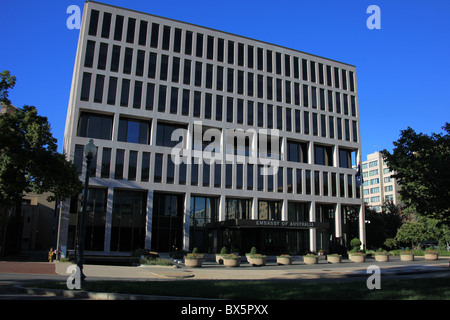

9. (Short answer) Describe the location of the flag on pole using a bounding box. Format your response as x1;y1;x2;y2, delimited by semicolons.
355;160;363;187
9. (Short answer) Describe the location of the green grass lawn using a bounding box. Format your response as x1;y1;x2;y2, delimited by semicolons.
35;276;450;300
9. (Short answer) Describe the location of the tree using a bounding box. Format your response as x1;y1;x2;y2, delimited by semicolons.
0;104;81;206
0;70;16;105
381;123;450;226
0;72;82;255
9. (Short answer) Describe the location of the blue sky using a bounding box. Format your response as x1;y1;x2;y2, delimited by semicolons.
1;0;449;159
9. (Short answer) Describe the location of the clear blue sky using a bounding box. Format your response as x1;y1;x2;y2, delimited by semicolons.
1;0;449;159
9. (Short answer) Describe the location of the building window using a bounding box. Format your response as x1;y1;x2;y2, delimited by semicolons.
154;153;163;183
156;122;187;148
80;73;92;101
114;15;124;41
141;152;150;182
288;202;309;222
258;200;282;220
226;198;252;220
287;140;308;163
128;150;138;181
314;144;333;166
118;117;151;144
77;112;113;140
111;189;147;252
114;149;125;179
101;148;111;178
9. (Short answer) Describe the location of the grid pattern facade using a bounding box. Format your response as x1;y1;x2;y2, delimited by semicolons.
58;1;364;256
362;152;401;212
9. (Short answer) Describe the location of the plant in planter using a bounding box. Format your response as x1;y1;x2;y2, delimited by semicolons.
246;247;266;266
400;247;414;261
184;247;204;267
276;254;292;265
424;248;439;260
223;254;241;267
327;254;342;263
374;249;389;262
216;246;228;264
303;253;318;265
348;250;366;263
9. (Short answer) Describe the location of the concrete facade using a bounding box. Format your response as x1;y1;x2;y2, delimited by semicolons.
57;1;365;257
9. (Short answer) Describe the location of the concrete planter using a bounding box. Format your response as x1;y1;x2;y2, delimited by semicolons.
375;254;389;262
276;256;292;265
223;256;241;267
400;254;414;261
248;255;267;266
349;254;366;263
425;253;438;260
184;258;203;267
303;255;318;265
216;254;225;264
327;255;342;263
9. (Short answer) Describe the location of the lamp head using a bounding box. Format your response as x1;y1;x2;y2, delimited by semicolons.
84;139;97;159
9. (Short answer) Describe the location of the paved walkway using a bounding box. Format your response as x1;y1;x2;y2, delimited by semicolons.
2;254;449;300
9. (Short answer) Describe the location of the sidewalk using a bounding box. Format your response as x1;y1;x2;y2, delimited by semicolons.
3;256;449;300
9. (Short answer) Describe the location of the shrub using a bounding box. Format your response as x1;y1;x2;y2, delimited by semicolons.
350;238;362;250
250;247;257;255
220;246;227;255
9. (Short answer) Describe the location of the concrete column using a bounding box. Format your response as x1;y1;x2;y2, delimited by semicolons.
335;203;342;238
359;204;366;250
103;187;114;252
183;192;191;251
145;190;154;250
309;201;316;252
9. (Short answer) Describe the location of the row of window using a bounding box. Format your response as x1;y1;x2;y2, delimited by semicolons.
83;42;358;116
362;185;395;195
74;145;360;199
364;194;395;205
77;112;357;167
79;78;359;142
87;9;356;91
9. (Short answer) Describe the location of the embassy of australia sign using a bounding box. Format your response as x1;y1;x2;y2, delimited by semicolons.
217;219;329;230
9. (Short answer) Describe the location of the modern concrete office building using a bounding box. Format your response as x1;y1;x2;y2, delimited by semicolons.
57;1;365;257
361;151;401;212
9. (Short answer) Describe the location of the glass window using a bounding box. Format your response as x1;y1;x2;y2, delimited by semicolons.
145;83;155;110
74;145;84;174
238;43;244;66
126;18;136;44
101;12;112;38
141;152;150;182
118;117;151;144
162;26;170;50
287;140;308;163
302;59;308;81
227;40;234;64
136;50;145;76
203;162;210;187
195;62;202;86
120;79;130;107
88;10;99;36
196;33;203;57
226;163;232;188
226;97;233;123
214;163;221;188
128;150;137;181
182;89;190;115
94;74;104;103
288;202;309;222
314;144;333;166
80;73;91;101
236;164;243;189
77;112;113;140
191;158;198;186
138;20;148;46
101;148;111;178
258;200;282;220
247;101;254;126
154;153;163;183
174;28;182;53
167;156;175;184
226;198;252;220
266;50;272;72
296;168;302;194
110;45;120;72
170;87;179;114
123;48;133;74
183;59;191;85
150;23;159;48
277;167;283;193
114;15;124;41
207;35;214;60
194;91;201;117
84;40;95;68
114;149;124;179
179;160;186;185
156;122;187;148
305;170;311;195
158;85;167;112
217;38;224;61
247;163;254;190
133;81;143;108
185;31;192;55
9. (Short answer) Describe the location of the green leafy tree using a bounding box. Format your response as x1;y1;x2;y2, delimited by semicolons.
0;70;16;105
0;72;82;255
381;123;450;225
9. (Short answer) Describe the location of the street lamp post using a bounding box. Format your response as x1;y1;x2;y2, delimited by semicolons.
77;139;97;281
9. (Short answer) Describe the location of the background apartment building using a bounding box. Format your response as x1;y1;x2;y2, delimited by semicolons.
361;151;401;212
57;1;365;257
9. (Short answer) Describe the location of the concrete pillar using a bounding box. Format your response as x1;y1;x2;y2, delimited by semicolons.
309;201;316;252
145;190;154;250
103;187;114;252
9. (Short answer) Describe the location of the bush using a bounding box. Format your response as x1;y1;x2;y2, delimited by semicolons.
250;247;257;255
220;246;227;255
350;238;361;249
